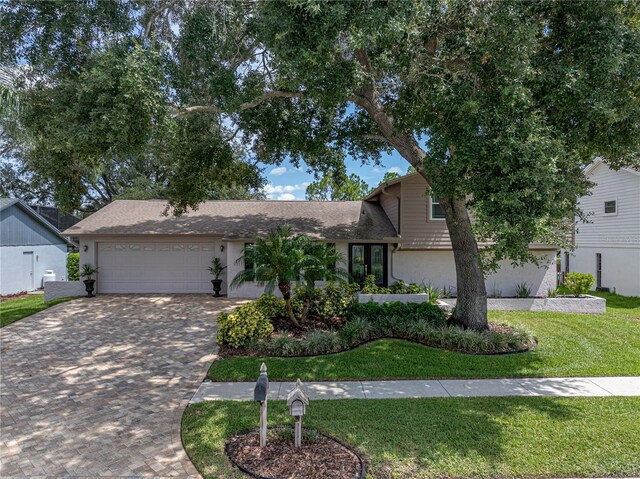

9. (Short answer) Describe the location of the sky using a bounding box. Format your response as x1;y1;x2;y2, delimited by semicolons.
261;149;410;200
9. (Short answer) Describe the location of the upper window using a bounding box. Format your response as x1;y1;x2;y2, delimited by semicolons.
604;200;617;215
429;195;446;220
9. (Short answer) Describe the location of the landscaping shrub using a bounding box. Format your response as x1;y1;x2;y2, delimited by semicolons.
255;294;288;320
347;301;447;327
66;253;79;281
310;281;360;318
338;317;373;345
300;330;342;355
217;303;274;348
360;275;442;303
564;273;595;297
266;333;303;356
515;282;531;298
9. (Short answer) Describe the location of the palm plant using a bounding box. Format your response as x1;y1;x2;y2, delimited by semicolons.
230;225;347;326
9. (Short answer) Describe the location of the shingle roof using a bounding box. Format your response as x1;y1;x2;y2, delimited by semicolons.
62;200;399;240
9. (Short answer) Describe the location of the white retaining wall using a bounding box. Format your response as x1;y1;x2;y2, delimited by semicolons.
358;293;431;304
441;295;606;314
44;281;86;302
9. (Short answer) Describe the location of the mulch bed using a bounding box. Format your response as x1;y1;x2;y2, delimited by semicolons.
226;427;365;479
0;292;31;303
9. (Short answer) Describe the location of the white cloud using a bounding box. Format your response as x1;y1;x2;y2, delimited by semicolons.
372;167;382;173
276;193;296;201
388;166;403;174
269;166;287;176
263;182;309;195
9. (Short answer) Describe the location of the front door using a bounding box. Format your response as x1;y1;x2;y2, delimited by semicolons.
349;244;387;286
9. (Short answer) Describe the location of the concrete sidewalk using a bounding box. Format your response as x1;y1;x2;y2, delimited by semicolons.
190;376;640;403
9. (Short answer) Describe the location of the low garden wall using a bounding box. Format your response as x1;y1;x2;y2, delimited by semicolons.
44;281;85;302
441;295;606;314
358;293;431;304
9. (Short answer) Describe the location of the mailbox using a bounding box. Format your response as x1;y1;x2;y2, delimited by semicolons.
254;363;269;402
286;379;309;417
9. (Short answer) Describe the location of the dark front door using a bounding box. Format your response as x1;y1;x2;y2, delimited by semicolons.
349;244;387;286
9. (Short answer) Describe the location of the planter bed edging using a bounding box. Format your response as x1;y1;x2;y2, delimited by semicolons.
358;293;431;304
44;281;85;302
441;295;606;314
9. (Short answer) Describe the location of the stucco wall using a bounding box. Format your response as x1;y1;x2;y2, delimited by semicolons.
226;241;350;298
569;246;640;297
0;244;68;295
390;249;557;297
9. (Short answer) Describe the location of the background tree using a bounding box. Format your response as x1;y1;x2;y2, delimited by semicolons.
2;0;639;330
306;169;370;201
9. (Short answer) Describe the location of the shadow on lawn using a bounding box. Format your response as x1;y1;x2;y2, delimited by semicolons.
183;397;581;479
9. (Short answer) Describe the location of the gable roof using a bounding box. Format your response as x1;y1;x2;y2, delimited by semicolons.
584;157;640;178
365;172;421;201
1;198;76;246
62;199;399;241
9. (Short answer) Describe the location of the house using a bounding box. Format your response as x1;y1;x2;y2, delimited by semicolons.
561;159;640;296
0;198;75;295
62;173;558;298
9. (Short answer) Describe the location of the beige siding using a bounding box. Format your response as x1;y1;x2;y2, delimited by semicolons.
379;183;401;233
576;163;640;249
400;174;451;249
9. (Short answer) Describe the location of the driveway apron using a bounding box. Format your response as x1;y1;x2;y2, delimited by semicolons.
0;295;246;478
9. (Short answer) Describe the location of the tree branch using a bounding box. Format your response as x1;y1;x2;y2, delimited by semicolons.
174;90;305;118
144;0;182;38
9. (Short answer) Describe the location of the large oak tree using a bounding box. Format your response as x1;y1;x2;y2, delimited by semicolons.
2;0;638;330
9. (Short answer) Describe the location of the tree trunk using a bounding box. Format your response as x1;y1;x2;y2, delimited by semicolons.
347;58;488;331
439;198;488;331
278;281;300;327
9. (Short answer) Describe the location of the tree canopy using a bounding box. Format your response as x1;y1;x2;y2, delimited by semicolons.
2;0;638;329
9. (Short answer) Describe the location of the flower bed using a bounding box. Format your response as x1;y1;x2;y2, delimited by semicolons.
216;286;536;357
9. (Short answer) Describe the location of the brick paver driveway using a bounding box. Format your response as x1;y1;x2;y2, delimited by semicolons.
0;295;247;478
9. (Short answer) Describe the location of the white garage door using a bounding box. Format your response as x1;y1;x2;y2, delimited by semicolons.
97;241;217;293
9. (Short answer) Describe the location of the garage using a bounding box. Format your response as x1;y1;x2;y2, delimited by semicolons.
97;240;218;293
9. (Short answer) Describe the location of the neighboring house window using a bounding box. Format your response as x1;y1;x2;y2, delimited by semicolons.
244;243;255;281
564;252;570;274
604;200;617;215
429;195;446;220
596;253;602;289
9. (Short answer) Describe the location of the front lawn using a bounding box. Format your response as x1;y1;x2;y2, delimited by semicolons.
209;294;640;381
182;396;640;479
0;294;77;327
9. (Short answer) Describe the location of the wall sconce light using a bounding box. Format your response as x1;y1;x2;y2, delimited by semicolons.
220;244;225;252
83;245;88;252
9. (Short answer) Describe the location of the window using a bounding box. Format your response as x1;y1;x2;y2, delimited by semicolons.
596;253;602;289
604;200;617;215
429;195;446;220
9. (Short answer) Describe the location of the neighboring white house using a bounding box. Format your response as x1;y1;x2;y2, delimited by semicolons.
63;173;558;298
561;159;640;296
0;198;75;295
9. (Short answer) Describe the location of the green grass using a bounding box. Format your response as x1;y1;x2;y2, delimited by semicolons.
0;294;77;327
209;293;640;381
182;397;640;479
